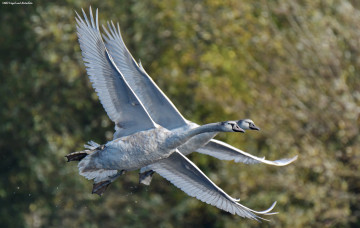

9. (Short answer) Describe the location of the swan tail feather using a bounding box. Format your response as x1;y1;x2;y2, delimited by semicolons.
68;141;124;195
78;156;118;182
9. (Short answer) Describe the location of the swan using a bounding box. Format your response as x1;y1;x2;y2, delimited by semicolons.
100;18;298;185
71;121;245;186
67;8;277;220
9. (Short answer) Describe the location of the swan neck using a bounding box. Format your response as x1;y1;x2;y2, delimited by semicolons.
167;123;221;149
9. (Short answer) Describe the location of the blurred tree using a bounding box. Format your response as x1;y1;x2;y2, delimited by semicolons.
0;0;359;227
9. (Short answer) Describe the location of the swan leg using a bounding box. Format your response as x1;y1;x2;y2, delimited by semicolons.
139;170;155;185
92;170;125;196
65;151;89;162
65;143;101;162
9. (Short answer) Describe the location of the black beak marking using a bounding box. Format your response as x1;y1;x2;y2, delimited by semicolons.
250;124;260;131
233;125;245;133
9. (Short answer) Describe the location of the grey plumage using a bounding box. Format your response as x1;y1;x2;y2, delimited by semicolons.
68;7;294;220
100;17;297;185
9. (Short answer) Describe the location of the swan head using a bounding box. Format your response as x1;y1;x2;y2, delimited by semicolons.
237;119;260;131
221;121;245;133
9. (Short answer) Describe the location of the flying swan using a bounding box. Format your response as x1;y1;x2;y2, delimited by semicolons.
99;13;298;185
67;7;282;221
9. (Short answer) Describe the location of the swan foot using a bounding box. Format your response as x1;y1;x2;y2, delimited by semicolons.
139;170;155;185
92;180;111;196
92;170;126;196
65;151;89;162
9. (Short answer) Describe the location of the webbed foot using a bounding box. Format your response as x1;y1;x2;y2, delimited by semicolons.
92;170;126;196
139;170;155;186
65;151;88;162
92;180;111;196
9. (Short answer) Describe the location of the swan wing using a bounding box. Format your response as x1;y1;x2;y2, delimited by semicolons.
148;151;277;220
197;139;298;166
76;8;156;137
101;22;187;135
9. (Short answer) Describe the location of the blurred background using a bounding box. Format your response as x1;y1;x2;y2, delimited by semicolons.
1;0;359;227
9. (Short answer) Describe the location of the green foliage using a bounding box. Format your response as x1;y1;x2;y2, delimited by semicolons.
1;0;359;227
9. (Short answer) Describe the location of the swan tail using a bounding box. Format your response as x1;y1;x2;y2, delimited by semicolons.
78;156;119;195
78;158;120;195
67;141;124;195
78;157;118;182
77;149;124;195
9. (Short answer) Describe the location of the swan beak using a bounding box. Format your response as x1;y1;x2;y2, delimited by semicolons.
249;124;260;131
233;125;245;133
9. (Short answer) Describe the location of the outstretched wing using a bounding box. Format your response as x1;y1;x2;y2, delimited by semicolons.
148;151;277;221
101;21;188;136
197;139;298;166
76;8;156;137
